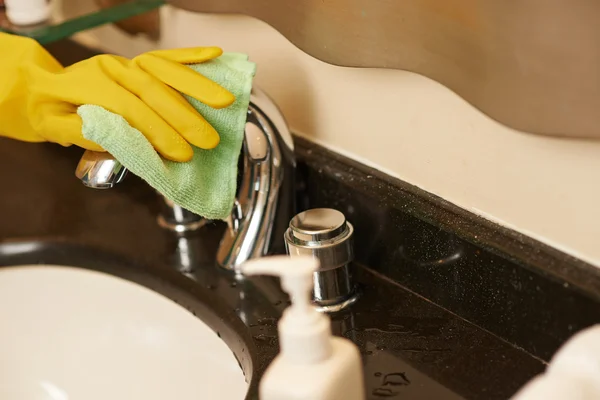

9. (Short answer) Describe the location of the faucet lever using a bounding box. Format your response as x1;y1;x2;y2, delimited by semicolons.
75;150;128;189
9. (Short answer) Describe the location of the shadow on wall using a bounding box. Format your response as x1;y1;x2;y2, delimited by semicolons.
155;9;319;140
93;0;160;39
253;47;317;141
52;0;158;55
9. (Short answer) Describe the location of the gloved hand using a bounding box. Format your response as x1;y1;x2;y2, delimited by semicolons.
0;33;235;162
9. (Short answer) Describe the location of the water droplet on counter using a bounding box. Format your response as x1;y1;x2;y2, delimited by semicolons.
253;334;278;346
372;388;397;397
253;334;269;342
383;372;410;386
257;317;276;325
374;372;382;377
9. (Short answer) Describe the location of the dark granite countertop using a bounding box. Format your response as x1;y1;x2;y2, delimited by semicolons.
0;39;546;399
0;133;544;400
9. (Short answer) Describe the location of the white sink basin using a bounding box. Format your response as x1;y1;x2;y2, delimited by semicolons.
0;265;248;400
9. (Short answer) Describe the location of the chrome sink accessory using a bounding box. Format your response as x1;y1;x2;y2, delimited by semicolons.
75;151;128;189
284;208;359;313
75;88;296;272
157;197;207;234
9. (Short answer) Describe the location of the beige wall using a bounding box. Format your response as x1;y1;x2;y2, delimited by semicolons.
56;3;600;267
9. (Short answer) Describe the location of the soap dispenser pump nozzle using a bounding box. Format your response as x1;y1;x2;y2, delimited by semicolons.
242;255;333;364
242;255;315;310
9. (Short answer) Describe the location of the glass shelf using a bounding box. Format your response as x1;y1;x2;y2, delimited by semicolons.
0;0;164;45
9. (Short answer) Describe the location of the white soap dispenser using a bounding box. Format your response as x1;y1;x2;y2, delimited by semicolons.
242;255;366;400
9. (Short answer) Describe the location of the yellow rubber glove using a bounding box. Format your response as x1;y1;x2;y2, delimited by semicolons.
0;33;235;162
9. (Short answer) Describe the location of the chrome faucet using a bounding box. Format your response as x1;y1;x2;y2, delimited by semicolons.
75;88;296;271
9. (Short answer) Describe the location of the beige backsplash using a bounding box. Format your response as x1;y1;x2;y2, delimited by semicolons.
56;2;600;267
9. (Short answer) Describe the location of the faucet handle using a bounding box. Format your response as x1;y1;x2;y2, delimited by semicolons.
75;150;128;189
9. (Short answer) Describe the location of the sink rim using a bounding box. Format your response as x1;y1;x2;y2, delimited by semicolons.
0;237;262;400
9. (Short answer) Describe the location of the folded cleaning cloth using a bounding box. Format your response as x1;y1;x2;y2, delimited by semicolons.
77;53;256;220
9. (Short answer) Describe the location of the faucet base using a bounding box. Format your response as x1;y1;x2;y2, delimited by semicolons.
314;289;361;314
157;214;208;234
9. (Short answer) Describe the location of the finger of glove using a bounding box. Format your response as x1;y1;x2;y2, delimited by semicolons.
103;92;195;162
143;46;223;64
108;62;221;149
30;103;105;151
27;64;194;162
134;54;235;109
152;84;221;149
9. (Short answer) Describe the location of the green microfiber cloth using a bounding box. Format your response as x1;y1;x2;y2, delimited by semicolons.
77;53;256;220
